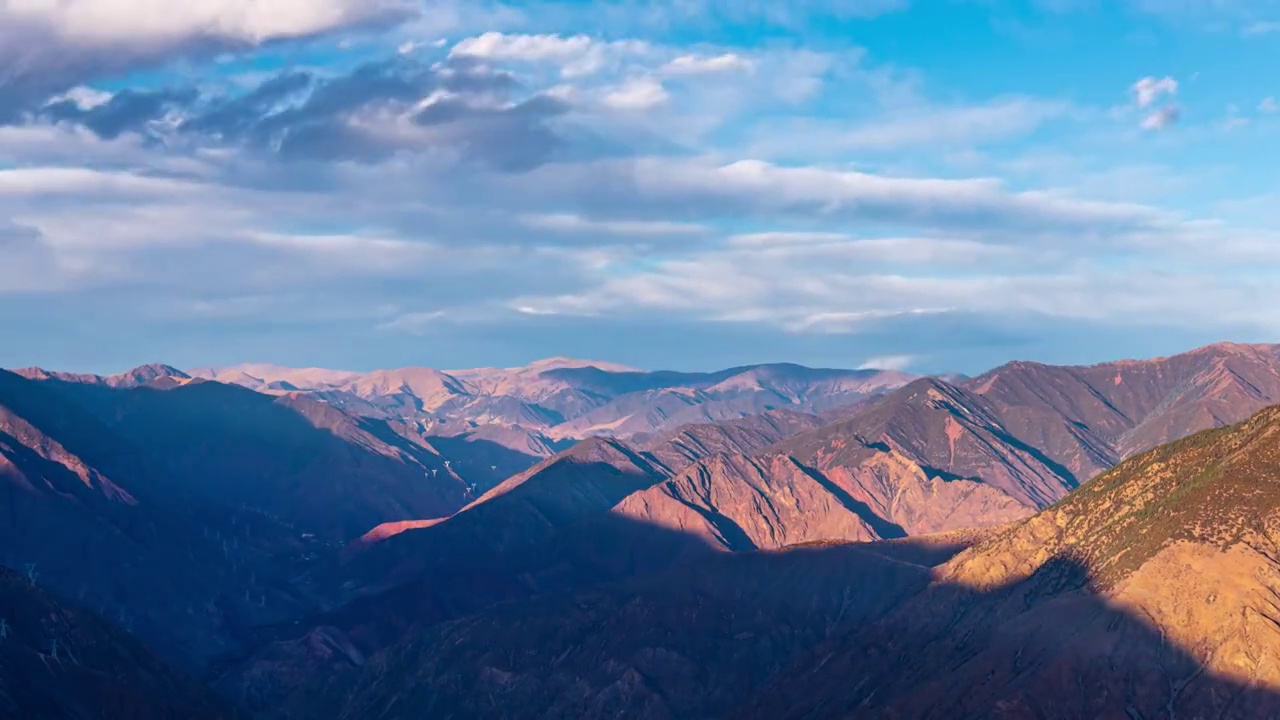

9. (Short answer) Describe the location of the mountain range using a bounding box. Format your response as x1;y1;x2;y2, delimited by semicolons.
6;342;1280;718
190;358;913;491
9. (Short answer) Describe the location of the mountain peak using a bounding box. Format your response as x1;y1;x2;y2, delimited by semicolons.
117;363;189;379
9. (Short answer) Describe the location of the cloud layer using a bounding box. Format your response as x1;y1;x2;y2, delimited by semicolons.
1;0;1278;374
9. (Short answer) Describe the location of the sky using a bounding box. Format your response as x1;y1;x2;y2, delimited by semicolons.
2;0;1280;375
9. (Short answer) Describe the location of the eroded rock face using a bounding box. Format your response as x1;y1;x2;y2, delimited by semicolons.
740;405;1280;720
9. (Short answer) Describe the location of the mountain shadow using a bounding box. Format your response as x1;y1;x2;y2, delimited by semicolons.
0;565;231;720
211;496;730;716
261;524;1280;720
19;375;470;541
738;553;1280;719
414;433;546;494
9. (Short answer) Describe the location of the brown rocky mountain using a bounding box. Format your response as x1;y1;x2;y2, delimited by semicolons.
0;565;229;720
730;342;1280;536
963;341;1280;476
739;403;1280;719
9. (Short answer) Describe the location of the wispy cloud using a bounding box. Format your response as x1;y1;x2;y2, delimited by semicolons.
1140;105;1180;131
858;354;918;371
520;213;706;236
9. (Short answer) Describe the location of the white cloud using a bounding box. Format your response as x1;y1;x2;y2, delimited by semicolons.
857;354;917;371
0;0;412;111
452;31;595;63
603;76;670;110
2;0;406;44
450;32;650;77
520;213;706;236
1131;76;1178;108
1141;105;1180;130
0;167;195;198
1261;97;1279;115
52;85;113;110
524;157;1168;233
788;310;952;334
516;305;559;316
662;53;754;75
509;234;1280;338
725;232;851;247
724;233;1030;265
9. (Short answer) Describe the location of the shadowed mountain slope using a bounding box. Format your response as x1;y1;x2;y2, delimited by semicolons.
740;404;1280;719
21;373;471;540
0;565;230;720
326;543;933;720
0;368;478;673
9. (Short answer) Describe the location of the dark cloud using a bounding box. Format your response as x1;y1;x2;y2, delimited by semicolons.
177;59;602;170
42;87;198;139
0;1;414;118
181;71;314;139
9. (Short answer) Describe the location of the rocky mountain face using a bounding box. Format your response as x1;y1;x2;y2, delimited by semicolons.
739;403;1280;719
0;565;229;720
10;368;472;541
963;341;1280;476
724;342;1280;538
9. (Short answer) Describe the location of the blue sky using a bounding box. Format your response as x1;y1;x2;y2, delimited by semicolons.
1;0;1279;375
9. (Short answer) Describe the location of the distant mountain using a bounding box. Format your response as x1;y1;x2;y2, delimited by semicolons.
738;403;1280;718
188;358;915;491
0;565;230;719
14;363;192;389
